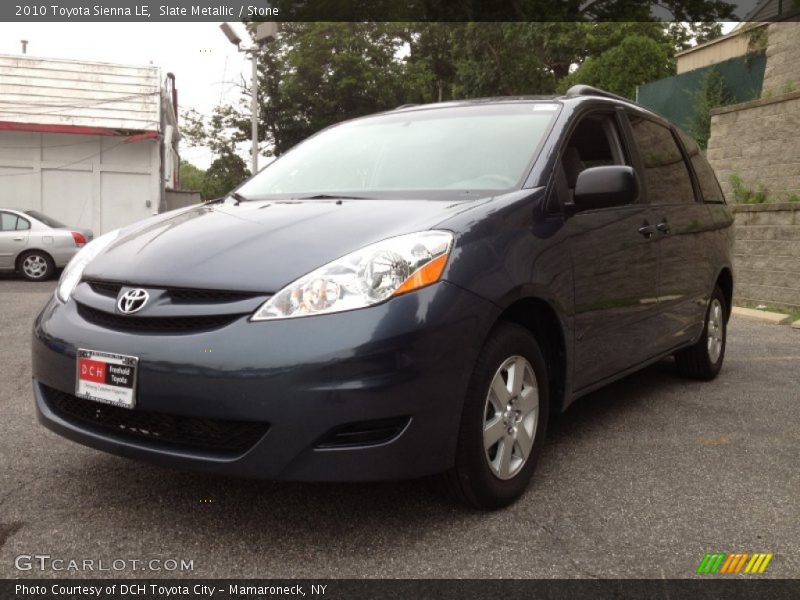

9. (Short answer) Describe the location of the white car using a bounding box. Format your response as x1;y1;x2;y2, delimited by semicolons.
0;209;93;281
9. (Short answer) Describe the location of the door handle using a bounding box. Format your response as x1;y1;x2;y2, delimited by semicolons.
12;237;24;241
656;219;670;235
638;221;656;239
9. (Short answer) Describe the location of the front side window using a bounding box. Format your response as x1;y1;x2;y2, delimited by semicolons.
557;113;629;206
628;117;696;205
237;103;559;199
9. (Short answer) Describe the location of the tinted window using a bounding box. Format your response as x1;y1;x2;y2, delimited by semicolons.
0;213;19;231
238;103;559;198
24;210;65;228
629;117;695;204
677;129;725;203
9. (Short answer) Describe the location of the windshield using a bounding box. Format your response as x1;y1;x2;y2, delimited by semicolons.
238;103;559;199
24;210;66;228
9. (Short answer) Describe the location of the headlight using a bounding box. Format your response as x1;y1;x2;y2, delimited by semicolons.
251;230;453;321
56;229;121;303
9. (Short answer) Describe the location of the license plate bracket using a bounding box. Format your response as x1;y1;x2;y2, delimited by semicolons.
75;348;138;409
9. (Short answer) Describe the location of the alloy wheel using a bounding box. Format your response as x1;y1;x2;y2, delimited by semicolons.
22;255;48;279
483;355;539;480
707;298;724;364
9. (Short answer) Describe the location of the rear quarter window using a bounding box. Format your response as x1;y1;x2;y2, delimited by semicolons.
677;129;726;204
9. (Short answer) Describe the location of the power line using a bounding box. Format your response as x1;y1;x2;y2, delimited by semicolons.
0;91;160;118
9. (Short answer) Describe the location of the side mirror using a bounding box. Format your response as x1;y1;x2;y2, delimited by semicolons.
572;166;639;211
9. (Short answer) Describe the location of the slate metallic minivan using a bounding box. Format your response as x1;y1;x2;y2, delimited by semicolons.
32;86;734;509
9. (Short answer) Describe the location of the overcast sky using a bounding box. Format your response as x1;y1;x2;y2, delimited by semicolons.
0;22;251;169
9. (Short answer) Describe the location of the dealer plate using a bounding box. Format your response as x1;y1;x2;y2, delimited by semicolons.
75;349;138;409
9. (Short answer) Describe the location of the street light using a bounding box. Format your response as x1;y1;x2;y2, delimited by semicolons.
220;21;278;175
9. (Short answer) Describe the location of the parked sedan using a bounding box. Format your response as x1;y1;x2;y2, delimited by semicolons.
0;209;93;281
32;86;734;509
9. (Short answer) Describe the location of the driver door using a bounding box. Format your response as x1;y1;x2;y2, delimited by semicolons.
557;111;660;391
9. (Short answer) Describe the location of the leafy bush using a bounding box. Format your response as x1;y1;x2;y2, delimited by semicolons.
687;68;731;150
729;174;768;204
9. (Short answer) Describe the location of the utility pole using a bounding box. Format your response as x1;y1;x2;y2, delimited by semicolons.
250;51;259;175
220;22;279;176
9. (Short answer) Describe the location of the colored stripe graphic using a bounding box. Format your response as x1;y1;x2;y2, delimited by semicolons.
698;552;774;574
697;553;726;574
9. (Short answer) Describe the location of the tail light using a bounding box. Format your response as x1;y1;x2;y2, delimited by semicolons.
71;232;87;247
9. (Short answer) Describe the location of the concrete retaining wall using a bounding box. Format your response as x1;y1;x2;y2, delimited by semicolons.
732;203;800;310
761;22;800;96
707;91;800;202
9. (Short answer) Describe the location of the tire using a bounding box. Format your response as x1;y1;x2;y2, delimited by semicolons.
675;285;727;380
442;323;550;510
17;250;55;281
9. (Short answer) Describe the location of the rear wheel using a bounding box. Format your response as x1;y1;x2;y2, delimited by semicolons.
675;285;727;380
443;323;549;510
18;251;55;281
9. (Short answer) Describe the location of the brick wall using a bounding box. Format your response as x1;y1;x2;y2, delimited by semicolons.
761;22;800;95
732;203;800;310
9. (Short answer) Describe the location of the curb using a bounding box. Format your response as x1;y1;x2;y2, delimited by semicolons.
731;306;792;325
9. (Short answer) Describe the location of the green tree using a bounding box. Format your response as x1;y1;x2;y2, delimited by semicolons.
260;22;408;155
203;152;250;200
180;20;727;165
559;34;676;99
179;160;206;195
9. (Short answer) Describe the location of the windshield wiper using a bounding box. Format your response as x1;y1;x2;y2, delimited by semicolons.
294;193;371;200
228;192;249;205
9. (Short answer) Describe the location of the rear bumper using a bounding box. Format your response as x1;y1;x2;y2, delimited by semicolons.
32;282;498;481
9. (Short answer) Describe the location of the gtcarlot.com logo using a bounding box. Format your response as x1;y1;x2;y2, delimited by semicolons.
15;554;194;572
696;552;774;575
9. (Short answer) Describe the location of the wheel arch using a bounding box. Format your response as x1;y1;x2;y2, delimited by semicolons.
715;267;733;321
494;296;568;416
15;247;55;271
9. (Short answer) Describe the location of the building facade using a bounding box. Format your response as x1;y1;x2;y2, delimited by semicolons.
0;54;180;234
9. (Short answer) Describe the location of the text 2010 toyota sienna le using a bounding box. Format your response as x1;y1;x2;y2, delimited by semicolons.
32;86;734;509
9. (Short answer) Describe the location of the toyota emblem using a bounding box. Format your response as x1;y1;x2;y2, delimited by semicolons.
117;288;149;314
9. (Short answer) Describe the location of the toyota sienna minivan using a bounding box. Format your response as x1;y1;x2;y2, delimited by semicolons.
32;85;734;509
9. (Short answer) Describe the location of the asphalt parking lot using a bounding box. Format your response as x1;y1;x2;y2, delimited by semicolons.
0;276;797;579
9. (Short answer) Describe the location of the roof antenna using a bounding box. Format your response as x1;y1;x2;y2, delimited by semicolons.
21;40;28;54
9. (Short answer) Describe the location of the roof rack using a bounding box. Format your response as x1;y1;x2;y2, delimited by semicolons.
395;103;420;110
564;85;632;104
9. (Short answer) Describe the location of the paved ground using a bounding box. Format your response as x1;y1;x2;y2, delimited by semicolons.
0;277;797;579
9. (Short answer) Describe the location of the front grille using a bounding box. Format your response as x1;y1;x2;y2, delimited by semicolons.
77;303;241;334
87;281;120;298
42;385;269;455
86;280;260;304
166;288;259;303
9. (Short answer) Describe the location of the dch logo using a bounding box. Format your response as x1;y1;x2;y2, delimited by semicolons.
79;358;106;383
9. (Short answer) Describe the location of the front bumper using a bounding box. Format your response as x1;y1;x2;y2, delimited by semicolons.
32;282;498;481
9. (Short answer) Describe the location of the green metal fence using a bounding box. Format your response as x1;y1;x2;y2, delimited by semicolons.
637;52;766;132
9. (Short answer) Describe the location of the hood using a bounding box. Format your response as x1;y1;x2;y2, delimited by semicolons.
82;198;482;292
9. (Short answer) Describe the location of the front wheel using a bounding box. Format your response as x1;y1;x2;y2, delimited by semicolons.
442;323;549;510
675;285;727;380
